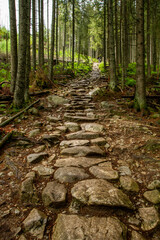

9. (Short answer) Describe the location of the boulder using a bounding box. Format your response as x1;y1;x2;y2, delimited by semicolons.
71;179;133;209
52;214;127;240
54;167;89;183
47;95;69;106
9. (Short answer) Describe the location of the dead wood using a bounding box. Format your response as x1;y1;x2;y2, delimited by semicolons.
0;131;13;148
0;99;40;127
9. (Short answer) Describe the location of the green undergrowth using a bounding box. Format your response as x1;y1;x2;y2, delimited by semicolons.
99;62;109;73
0;62;10;84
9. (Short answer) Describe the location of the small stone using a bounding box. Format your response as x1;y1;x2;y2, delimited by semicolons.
91;137;106;146
120;176;139;192
54;167;89;183
42;133;60;144
61;146;105;157
89;162;119;180
33;165;54;176
48;154;56;162
27;152;48;164
131;231;146;240
28;129;40;138
25;171;36;179
19;235;27;240
28;107;39;115
23;208;47;239
128;217;140;226
89;87;101;97
60;139;89;148
118;166;131;176
64;122;80;132
139;206;160;231
147;180;160;190
45;125;53;131
14;208;20;215
47;116;60;122
42;182;67;207
8;172;14;177
56;126;67;133
143;190;160;204
33;145;46;153
81;123;104;133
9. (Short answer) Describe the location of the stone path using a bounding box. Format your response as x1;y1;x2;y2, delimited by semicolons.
1;63;160;240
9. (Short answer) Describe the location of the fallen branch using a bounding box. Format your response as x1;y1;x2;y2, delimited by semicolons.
0;99;40;127
0;131;13;148
0;81;10;86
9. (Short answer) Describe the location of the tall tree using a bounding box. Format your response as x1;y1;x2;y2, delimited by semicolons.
135;0;146;110
47;0;49;61
14;0;28;107
108;0;117;90
49;0;56;81
9;0;18;94
56;0;59;64
72;0;75;68
104;0;107;70
63;0;67;69
147;0;151;79
32;0;36;73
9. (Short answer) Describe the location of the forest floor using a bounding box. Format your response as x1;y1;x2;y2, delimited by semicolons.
0;63;160;240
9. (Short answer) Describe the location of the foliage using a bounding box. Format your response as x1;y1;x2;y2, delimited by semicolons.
99;62;108;73
125;77;136;87
0;62;10;83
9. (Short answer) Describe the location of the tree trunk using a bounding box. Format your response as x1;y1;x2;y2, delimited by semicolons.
63;0;67;69
41;0;44;66
121;0;126;89
47;0;49;62
115;0;119;68
56;0;59;64
104;0;107;70
25;0;31;102
49;0;56;81
38;0;41;65
147;0;151;78
108;0;117;90
14;0;27;108
135;0;146;110
9;0;18;94
72;0;75;69
32;0;36;73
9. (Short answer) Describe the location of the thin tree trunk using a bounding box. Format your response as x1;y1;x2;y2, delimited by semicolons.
14;0;27;108
135;0;146;110
56;0;59;64
49;0;56;81
72;0;75;68
32;0;36;73
115;0;119;68
121;0;126;89
104;0;107;70
108;0;117;90
147;0;151;78
47;0;49;62
41;0;44;65
38;0;41;65
25;0;31;102
63;0;67;69
9;0;17;94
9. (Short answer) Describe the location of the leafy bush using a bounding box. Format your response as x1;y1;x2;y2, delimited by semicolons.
127;63;136;76
125;77;136;87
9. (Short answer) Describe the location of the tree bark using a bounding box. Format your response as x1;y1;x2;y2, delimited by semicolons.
14;0;28;108
49;0;56;81
72;0;75;69
104;0;107;70
32;0;36;73
9;0;18;94
56;0;59;64
135;0;146;110
147;0;151;78
63;0;67;69
108;0;117;90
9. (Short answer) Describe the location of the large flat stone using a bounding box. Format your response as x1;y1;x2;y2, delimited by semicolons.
60;140;89;148
42;182;67;207
52;214;127;240
47;95;69;106
131;231;146;240
23;208;47;239
66;131;100;140
139;207;160;231
27;152;48;164
81;123;104;132
64;122;80;132
54;167;89;183
32;165;54;176
61;146;105;157
89;162;119;180
54;157;108;168
71;179;133;209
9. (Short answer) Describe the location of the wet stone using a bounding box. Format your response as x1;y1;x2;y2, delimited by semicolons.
66;131;100;140
54;157;107;168
61;146;105;157
42;181;67;207
52;214;127;240
139;207;160;231
89;162;119;180
27;152;48;164
120;176;139;192
143;190;160;204
32;165;54;176
71;179;133;209
22;208;47;239
60;139;89;148
54;167;89;183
